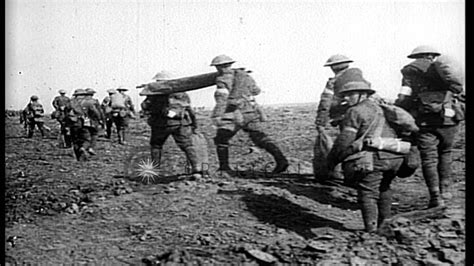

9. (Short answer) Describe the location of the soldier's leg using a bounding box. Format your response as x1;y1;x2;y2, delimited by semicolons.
36;122;46;138
437;125;459;197
150;126;170;167
117;116;130;145
357;170;384;232
377;171;398;226
88;127;99;155
214;128;238;171
70;126;85;161
27;120;35;138
79;127;92;161
417;128;443;208
105;118;113;139
173;125;202;177
244;121;289;174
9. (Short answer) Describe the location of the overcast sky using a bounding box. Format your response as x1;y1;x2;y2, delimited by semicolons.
5;0;464;113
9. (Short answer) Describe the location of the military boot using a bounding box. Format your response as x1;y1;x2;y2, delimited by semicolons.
88;134;98;155
262;142;289;174
422;164;444;208
184;147;203;180
151;148;162;167
378;190;392;227
360;198;379;233
216;145;232;171
118;130;127;145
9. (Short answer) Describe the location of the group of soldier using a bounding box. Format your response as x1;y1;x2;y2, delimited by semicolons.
22;87;136;161
20;47;464;233
312;46;464;232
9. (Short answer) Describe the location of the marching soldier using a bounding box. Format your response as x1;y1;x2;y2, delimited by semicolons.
111;87;135;144
65;89;90;161
210;55;289;174
315;54;353;130
140;71;204;179
83;88;105;155
65;89;103;161
326;68;405;232
52;89;72;147
396;45;464;208
101;89;117;139
21;95;46;138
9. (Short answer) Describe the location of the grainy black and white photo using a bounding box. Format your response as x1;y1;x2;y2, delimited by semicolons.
5;0;465;264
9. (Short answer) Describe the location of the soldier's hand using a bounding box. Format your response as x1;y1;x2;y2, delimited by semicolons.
316;125;325;133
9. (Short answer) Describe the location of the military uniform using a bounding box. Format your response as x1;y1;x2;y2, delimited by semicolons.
315;69;350;128
52;92;72;147
141;91;204;175
101;89;116;139
22;96;46;138
111;88;135;144
396;51;463;208
82;89;105;154
210;57;288;174
327;85;405;232
65;89;102;161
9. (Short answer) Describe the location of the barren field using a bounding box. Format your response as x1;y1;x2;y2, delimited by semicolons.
4;104;465;265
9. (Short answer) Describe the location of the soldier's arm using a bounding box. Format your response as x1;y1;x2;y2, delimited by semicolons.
52;98;59;110
211;81;230;119
127;97;136;113
315;83;334;126
327;108;360;169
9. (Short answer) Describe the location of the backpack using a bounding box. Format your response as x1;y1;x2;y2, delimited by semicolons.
110;93;126;109
430;55;465;121
379;102;419;135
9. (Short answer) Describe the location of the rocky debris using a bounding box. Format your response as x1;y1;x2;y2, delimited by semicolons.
246;249;278;263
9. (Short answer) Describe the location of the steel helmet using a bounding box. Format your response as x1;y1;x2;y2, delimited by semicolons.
73;88;86;96
85;88;96;94
338;81;375;95
107;88;117;94
30;95;39;100
152;71;173;80
335;68;374;95
324;54;353;67
58;89;66;94
210;55;235;66
117;87;128;91
407;45;441;59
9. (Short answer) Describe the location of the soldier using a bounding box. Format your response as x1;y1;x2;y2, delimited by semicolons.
210;55;289;174
315;54;353;130
111;87;135;144
83;88;105;155
326;69;405;232
52;89;72;147
65;89;103;161
140;71;204;179
21;95;47;138
101;89;117;139
396;45;463;208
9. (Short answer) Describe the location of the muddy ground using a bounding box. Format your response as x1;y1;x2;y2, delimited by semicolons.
4;104;466;265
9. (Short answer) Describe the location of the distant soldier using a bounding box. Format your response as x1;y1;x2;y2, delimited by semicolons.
315;54;353;130
327;69;405;232
110;87;135;144
101;89;117;139
52;89;72;147
83;88;105;155
210;55;289;174
396;45;464;208
140;71;204;179
21;95;46;138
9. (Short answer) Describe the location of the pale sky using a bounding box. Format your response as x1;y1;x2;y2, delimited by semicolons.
5;0;465;113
